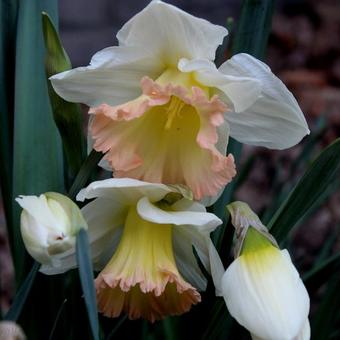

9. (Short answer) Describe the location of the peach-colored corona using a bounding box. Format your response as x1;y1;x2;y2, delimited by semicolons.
90;71;236;200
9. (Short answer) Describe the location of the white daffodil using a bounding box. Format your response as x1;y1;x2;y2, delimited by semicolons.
40;178;222;322
220;202;310;340
50;0;309;203
16;192;87;271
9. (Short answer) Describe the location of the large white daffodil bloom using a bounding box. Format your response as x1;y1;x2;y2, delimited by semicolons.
16;192;87;271
50;0;309;202
220;202;310;340
39;178;222;322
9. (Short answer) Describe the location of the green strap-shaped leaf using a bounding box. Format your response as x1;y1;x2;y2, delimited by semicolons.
106;315;127;340
12;0;64;284
232;0;275;60
68;149;102;200
4;261;40;321
268;138;340;242
42;12;85;187
311;275;340;340
76;229;99;340
303;252;340;293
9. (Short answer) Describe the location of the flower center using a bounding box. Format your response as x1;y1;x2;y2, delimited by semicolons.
95;206;200;321
164;96;186;130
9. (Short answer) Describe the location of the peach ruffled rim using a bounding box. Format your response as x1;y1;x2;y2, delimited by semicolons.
90;76;236;200
95;268;201;322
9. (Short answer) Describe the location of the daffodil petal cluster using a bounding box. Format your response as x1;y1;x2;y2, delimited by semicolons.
15;0;312;333
50;0;309;202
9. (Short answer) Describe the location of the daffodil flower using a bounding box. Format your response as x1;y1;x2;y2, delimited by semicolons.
50;0;309;202
219;202;310;340
38;179;222;321
16;192;87;272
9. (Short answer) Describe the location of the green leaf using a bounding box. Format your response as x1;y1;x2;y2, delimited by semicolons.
106;315;127;340
4;261;40;321
48;298;68;340
42;12;85;186
303;252;340;293
162;317;178;340
12;0;64;284
202;299;234;339
68;149;102;200
76;229;99;340
232;0;275;60
268;138;340;242
311;275;340;340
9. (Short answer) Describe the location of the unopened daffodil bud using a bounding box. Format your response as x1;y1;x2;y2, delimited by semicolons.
221;201;310;340
16;192;87;272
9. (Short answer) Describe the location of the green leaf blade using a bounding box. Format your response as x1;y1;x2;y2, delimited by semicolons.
76;229;99;340
42;12;85;186
12;0;64;284
268;138;340;242
4;261;40;321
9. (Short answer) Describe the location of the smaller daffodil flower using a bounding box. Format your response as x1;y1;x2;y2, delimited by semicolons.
37;179;222;322
50;0;309;203
16;193;87;273
219;202;310;340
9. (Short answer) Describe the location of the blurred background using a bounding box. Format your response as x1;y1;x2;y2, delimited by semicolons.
1;0;339;331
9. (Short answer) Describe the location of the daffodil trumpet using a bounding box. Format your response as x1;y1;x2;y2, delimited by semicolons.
50;0;309;204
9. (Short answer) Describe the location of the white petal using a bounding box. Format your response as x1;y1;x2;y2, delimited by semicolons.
174;224;224;296
207;237;225;296
178;58;261;112
222;248;310;340
137;196;222;231
220;53;310;149
20;211;50;264
251;319;310;340
117;1;227;64
40;247;78;275
76;178;172;204
295;319;310;340
81;197;126;269
173;226;207;291
50;46;162;107
16;195;59;232
177;226;210;271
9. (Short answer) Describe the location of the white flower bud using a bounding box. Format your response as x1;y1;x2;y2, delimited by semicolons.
221;201;310;340
16;192;87;268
